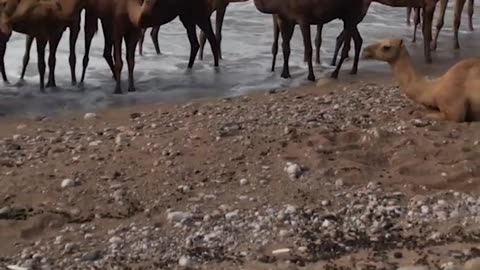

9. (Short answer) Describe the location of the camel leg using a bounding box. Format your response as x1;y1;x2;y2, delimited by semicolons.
0;39;9;84
422;3;435;63
349;26;363;75
80;12;97;84
151;26;161;55
279;19;294;79
36;39;48;91
181;17;201;68
69;20;80;85
412;7;421;43
46;31;64;88
215;7;226;60
299;23;315;81
113;28;124;94
407;7;412;26
454;0;467;49
125;31;139;93
468;0;474;31
314;24;323;65
197;17;220;67
198;30;207;61
331;30;345;66
271;15;279;72
432;0;448;51
20;35;34;82
101;20;116;80
331;28;352;79
138;28;146;56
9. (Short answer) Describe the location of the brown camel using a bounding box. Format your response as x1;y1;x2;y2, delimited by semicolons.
108;0;219;94
254;0;372;81
138;26;160;56
198;0;248;60
270;15;323;72
362;38;480;122
0;0;84;90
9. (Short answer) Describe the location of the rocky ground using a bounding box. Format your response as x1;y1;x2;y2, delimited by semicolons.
1;79;480;270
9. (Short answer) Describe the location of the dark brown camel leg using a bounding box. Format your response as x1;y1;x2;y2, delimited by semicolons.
214;7;226;60
80;12;97;84
196;17;220;67
314;24;323;65
349;26;362;75
36;39;48;91
412;7;421;42
113;27;124;94
468;0;474;31
20;35;34;82
0;38;9;84
407;7;412;26
101;20;116;80
299;23;315;81
198;30;207;61
125;30;139;92
432;0;448;50
138;28;146;56
331;28;351;79
69;19;80;85
331;30;345;66
151;26;161;54
181;17;201;68
271;15;279;72
454;0;467;49
46;31;64;88
422;2;435;63
279;19;295;79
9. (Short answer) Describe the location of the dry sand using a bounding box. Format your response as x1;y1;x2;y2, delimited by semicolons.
1;77;480;269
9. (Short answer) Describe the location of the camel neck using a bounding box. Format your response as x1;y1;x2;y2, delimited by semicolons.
389;49;436;107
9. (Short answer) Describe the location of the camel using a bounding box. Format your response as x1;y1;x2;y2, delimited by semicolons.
104;0;219;94
255;0;372;81
0;0;84;90
198;0;248;60
138;26;160;56
362;38;480;122
406;7;422;42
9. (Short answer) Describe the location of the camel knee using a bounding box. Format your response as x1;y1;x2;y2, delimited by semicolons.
82;56;89;67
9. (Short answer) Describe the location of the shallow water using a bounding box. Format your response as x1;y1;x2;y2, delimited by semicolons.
1;1;480;118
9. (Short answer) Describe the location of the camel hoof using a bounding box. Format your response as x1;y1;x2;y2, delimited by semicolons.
307;74;315;82
46;82;56;88
113;89;122;95
330;71;339;79
15;80;25;87
280;72;291;79
349;70;358;75
330;61;336;66
128;87;136;93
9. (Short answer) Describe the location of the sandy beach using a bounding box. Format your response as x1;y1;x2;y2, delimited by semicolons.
1;73;480;269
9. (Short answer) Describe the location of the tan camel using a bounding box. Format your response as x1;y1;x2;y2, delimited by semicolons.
0;0;84;90
362;38;480;122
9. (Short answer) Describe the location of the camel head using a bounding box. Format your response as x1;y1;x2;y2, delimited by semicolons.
362;38;405;63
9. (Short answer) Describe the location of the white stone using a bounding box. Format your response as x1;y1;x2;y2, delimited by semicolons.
109;236;122;244
61;178;75;189
178;255;193;267
7;266;28;270
421;205;430;214
84;113;97;120
397;266;430;270
272;248;291;255
167;211;192;223
239;178;248;186
284;205;297;215
335;178;344;187
284;162;302;180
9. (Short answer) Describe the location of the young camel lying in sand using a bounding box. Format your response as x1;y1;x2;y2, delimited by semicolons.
362;38;480;122
0;0;83;90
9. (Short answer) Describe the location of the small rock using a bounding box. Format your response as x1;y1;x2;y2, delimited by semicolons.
239;178;248;186
167;211;193;223
6;266;28;270
84;113;97;120
178;255;193;267
284;162;302;180
335;178;344;187
272;248;291;255
225;210;239;220
82;250;102;261
284;205;297;215
397;266;430;270
412;119;430;127
421;205;430;215
109;236;122;244
61;178;75;189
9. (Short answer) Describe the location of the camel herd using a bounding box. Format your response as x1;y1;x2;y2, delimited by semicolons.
0;0;477;96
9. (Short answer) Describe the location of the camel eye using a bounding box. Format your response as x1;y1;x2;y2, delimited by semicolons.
382;45;391;51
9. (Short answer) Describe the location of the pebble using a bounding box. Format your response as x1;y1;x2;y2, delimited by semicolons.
239;178;248;186
272;248;291;255
284;205;297;215
335;178;344;187
82;250;102;261
83;113;97;120
6;266;28;270
284;162;302;180
178;255;193;267
109;236;122;244
397;266;430;270
61;178;75;189
225;210;239;220
412;119;430;127
167;211;193;223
